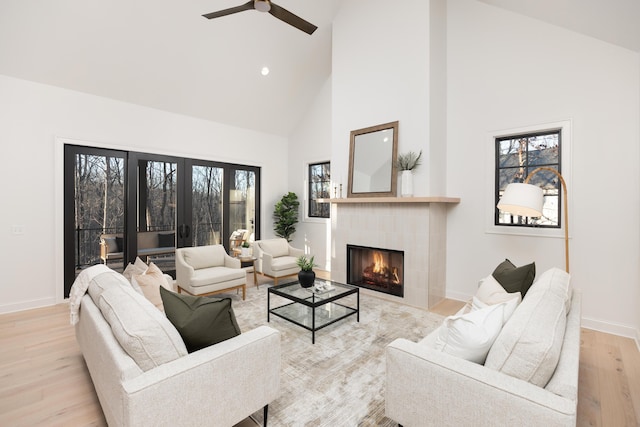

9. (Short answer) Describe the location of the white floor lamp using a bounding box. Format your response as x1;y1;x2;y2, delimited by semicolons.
497;166;569;273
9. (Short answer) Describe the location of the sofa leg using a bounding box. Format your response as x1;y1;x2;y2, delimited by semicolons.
263;404;269;427
242;284;246;300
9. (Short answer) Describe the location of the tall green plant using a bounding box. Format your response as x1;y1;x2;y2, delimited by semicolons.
273;192;299;242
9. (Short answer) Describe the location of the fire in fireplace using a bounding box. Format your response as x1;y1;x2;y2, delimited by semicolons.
347;244;404;297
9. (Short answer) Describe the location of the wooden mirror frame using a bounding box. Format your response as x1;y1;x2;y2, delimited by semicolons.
347;121;399;198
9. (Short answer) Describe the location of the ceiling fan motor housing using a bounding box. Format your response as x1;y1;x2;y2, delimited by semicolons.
254;0;271;12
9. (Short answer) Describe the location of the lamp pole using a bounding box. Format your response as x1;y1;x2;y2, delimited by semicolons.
525;167;569;273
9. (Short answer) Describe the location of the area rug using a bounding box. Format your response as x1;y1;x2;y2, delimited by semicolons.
229;283;444;427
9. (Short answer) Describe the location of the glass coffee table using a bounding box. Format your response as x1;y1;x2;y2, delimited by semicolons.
267;279;359;344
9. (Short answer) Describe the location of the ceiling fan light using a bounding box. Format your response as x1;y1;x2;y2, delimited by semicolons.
254;0;271;13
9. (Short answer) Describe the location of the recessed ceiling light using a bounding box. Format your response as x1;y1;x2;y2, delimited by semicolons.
261;66;270;76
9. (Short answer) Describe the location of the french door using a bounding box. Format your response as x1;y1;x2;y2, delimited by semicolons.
64;145;260;297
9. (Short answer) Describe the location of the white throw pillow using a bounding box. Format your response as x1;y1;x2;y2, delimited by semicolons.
476;275;522;305
471;295;520;325
433;302;505;364
133;262;168;312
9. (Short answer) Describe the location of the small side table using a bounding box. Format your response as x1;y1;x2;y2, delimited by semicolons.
237;256;257;285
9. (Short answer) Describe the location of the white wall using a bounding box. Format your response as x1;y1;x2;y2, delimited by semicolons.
0;74;288;314
332;0;431;196
446;0;640;338
288;77;333;270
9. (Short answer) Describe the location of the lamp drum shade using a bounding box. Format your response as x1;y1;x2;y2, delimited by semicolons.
497;183;544;217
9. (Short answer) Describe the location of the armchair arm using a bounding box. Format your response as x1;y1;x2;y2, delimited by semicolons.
123;326;281;426
288;245;304;258
261;252;275;276
386;339;576;426
224;253;241;268
100;240;108;261
175;251;195;287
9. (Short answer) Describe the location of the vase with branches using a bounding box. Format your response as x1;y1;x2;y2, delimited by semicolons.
396;150;422;197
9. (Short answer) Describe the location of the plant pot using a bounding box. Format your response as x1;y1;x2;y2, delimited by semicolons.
240;247;250;257
401;170;413;197
298;270;316;288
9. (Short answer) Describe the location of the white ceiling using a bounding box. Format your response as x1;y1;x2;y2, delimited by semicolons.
0;0;638;137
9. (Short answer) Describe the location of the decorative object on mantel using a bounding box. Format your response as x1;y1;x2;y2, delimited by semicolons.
273;192;299;242
348;121;399;198
396;150;422;197
296;255;316;288
497;166;570;273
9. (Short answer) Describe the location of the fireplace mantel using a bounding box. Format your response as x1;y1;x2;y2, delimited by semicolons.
319;196;460;204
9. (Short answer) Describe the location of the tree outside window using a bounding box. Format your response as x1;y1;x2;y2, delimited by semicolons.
308;162;330;219
495;130;561;228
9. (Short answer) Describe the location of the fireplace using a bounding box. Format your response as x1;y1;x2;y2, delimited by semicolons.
347;244;404;297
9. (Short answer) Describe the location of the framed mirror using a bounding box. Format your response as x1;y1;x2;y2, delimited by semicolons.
348;121;398;198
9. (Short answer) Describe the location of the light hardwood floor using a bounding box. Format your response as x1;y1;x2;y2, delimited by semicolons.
1;288;639;426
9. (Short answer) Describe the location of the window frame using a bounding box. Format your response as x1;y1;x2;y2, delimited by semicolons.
494;129;562;229
485;120;572;239
305;160;331;222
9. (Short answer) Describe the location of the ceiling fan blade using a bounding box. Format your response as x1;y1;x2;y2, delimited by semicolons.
202;1;255;20
268;2;318;35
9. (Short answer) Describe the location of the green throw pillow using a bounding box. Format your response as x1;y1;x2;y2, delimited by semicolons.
159;287;241;353
492;259;536;297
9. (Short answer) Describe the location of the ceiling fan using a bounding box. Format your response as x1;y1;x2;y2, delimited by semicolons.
202;0;317;35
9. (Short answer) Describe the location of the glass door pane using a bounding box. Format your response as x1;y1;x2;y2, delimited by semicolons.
137;159;177;272
191;164;224;247
64;146;125;297
228;168;256;257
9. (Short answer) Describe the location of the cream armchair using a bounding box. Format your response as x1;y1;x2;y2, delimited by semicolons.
176;245;246;299
253;238;304;286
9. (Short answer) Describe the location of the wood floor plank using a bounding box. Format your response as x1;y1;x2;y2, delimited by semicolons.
578;328;602;426
594;339;637;426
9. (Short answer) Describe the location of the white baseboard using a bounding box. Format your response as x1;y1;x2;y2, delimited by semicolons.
580;316;639;342
445;290;472;303
0;297;57;315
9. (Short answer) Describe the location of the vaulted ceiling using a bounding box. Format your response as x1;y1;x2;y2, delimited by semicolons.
0;0;637;137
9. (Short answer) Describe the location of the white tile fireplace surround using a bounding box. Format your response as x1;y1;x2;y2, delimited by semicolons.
329;197;460;310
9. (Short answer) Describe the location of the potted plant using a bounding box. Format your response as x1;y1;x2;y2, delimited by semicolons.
296;255;316;288
395;150;422;197
273;192;299;242
240;241;251;258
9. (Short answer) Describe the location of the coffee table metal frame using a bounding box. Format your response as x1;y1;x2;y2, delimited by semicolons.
267;279;359;344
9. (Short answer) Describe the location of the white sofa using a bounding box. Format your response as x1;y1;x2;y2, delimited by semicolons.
253;238;304;286
74;267;280;427
176;245;246;299
386;268;581;426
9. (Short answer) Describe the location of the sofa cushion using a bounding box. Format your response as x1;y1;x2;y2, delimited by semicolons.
190;266;246;287
134;262;169;312
259;239;289;258
137;232;158;250
88;271;131;303
492;259;536;296
484;268;570;387
270;256;298;272
431;302;505;364
160;287;241;353
97;285;188;371
182;246;225;270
